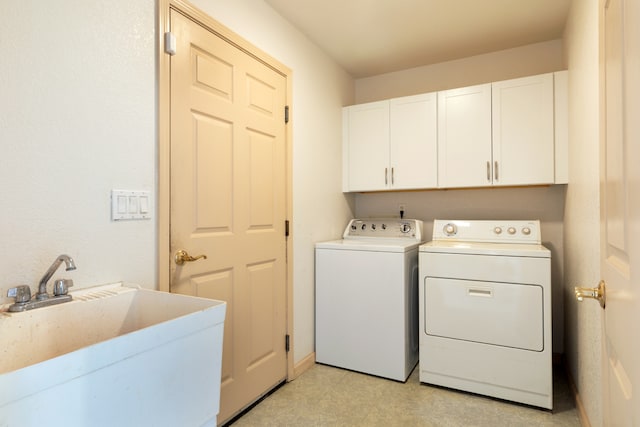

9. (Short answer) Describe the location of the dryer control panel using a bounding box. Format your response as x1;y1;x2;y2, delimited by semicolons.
343;218;423;241
433;219;541;244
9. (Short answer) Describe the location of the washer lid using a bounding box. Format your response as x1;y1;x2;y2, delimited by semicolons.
316;238;422;253
419;240;550;258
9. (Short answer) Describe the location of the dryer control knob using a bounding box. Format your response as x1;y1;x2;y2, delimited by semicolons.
494;227;503;235
443;223;457;236
522;227;531;235
507;227;516;235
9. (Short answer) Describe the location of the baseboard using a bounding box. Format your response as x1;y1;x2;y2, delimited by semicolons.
291;352;316;380
563;357;592;427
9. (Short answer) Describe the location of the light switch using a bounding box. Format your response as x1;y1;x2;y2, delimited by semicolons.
111;190;152;221
117;195;127;214
128;196;139;214
139;196;149;214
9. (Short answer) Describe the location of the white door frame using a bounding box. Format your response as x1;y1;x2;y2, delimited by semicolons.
157;0;295;380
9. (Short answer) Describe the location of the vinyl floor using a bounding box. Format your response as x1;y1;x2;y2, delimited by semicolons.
229;363;581;426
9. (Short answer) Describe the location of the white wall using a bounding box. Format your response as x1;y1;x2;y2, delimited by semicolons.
563;0;603;425
0;1;354;368
353;41;568;353
356;40;564;102
0;1;157;299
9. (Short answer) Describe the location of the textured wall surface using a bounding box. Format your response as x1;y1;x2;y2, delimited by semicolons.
0;1;157;302
563;0;603;425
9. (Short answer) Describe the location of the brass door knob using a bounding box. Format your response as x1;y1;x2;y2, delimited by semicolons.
574;280;606;309
175;250;207;265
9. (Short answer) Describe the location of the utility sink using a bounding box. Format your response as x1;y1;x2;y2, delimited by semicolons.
0;283;226;427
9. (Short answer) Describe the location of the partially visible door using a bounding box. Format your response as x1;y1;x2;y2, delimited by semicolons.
601;0;640;424
168;9;288;424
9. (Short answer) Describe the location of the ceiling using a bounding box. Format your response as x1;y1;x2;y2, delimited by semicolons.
264;0;572;78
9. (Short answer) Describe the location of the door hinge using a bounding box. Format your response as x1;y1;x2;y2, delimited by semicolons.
285;334;290;352
285;220;290;237
284;105;290;124
164;32;177;56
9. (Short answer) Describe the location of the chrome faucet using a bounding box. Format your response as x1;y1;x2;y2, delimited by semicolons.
36;254;76;300
5;254;77;312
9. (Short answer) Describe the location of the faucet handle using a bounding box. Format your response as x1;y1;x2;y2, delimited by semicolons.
53;279;74;296
7;285;31;303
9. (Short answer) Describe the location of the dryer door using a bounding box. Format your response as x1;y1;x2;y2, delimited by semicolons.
424;277;544;351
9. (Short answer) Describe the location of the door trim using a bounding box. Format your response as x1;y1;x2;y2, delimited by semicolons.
157;0;294;380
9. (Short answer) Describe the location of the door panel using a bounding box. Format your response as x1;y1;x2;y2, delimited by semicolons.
425;278;543;351
602;0;640;424
169;9;287;424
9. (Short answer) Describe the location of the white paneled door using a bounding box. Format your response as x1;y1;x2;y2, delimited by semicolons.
168;8;288;425
601;0;640;424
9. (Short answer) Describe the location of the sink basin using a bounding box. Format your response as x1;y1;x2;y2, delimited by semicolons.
0;283;226;427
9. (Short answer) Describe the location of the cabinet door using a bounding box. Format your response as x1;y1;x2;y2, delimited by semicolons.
554;71;568;184
492;74;554;186
343;101;389;192
390;93;438;189
437;84;492;188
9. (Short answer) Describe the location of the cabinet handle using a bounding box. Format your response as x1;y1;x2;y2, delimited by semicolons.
391;167;395;185
486;161;491;182
494;161;499;181
385;168;388;185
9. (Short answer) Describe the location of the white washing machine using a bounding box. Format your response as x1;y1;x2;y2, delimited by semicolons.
315;218;424;381
419;219;552;409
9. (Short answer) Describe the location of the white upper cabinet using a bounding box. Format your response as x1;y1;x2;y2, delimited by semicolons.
343;71;567;192
438;74;556;188
342;100;389;192
343;93;438;192
492;73;555;186
437;84;492;188
390;93;438;189
553;70;569;184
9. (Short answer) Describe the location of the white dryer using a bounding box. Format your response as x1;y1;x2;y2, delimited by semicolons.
419;220;552;409
315;218;424;381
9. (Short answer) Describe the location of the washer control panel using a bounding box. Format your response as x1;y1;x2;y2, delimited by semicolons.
344;218;424;241
434;220;541;244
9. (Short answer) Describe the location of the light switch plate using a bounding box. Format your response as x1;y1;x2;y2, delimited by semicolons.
111;190;151;221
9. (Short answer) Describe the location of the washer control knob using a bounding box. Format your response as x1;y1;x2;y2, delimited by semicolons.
401;223;412;233
494;227;503;235
522;227;531;235
351;223;357;231
361;224;366;230
381;224;387;230
507;227;516;235
443;223;457;236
